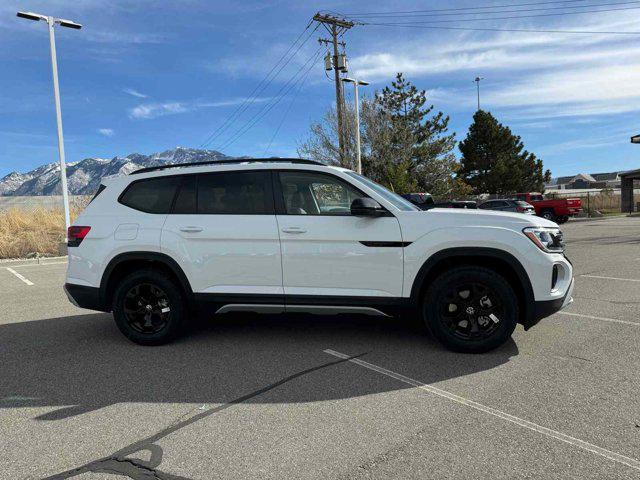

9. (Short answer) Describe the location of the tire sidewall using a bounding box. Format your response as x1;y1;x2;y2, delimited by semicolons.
423;266;518;353
113;270;186;346
541;210;555;221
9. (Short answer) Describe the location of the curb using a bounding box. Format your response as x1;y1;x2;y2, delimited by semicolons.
0;255;68;266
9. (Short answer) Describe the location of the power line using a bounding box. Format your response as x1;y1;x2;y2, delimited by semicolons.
342;0;640;19
216;48;323;152
262;56;317;156
353;5;640;25
362;22;640;34
199;22;318;149
337;0;593;16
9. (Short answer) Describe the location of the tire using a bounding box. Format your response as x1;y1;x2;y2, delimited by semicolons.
113;269;186;346
422;266;518;353
540;210;556;222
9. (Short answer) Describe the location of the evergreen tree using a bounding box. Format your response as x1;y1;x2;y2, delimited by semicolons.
299;73;470;197
371;73;467;197
458;110;551;194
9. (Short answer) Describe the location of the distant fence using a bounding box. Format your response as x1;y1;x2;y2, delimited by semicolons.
546;189;640;214
0;195;91;212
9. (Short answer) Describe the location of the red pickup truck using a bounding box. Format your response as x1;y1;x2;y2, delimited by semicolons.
514;193;582;224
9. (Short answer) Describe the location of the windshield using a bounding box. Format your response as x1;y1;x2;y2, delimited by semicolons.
345;171;419;211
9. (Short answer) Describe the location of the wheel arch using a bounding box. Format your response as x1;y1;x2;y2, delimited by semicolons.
99;252;193;311
409;247;536;328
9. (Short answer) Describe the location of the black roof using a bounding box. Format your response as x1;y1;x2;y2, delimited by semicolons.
131;158;324;175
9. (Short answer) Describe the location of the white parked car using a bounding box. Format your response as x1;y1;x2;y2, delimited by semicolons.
64;159;574;353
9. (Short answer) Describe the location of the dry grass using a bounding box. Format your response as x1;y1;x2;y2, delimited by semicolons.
0;203;85;259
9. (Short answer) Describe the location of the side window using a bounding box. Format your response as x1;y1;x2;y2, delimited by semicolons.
197;171;273;214
278;171;363;215
173;175;197;214
479;201;493;209
119;176;180;214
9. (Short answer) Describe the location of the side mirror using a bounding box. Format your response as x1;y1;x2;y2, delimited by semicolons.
350;197;386;217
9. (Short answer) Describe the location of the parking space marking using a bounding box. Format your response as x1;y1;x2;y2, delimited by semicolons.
10;261;68;268
581;274;640;283
324;349;640;473
5;267;34;286
558;311;639;327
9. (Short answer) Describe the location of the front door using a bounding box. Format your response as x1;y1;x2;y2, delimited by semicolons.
275;170;404;300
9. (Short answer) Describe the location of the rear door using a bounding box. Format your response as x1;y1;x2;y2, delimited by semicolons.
161;170;283;297
275;170;404;299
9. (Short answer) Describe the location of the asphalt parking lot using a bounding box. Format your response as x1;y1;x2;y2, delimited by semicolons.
1;215;639;480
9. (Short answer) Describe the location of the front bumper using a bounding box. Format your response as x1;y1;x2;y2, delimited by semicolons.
64;283;106;311
531;277;574;326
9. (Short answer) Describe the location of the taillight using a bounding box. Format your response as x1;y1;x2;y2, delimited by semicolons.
67;226;91;247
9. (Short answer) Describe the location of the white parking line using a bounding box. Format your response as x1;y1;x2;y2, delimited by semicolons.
581;274;640;283
5;267;34;286
557;311;639;327
10;261;68;268
324;349;640;473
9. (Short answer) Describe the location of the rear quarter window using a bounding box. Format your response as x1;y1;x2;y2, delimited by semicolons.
119;176;180;214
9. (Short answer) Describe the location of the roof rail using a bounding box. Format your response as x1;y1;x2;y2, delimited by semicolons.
130;158;324;175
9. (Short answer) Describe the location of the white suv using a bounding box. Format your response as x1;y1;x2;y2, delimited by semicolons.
64;159;574;353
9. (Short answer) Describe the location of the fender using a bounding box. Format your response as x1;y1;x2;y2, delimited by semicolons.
409;247;536;328
99;251;193;308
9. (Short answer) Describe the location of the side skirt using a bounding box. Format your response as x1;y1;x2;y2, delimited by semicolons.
193;293;413;318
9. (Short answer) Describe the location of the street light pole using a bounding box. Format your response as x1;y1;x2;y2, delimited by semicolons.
47;17;71;234
342;78;369;174
17;12;82;237
474;76;484;111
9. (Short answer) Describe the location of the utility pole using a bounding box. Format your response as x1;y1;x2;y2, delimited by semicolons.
474;76;484;111
313;13;354;163
17;12;82;237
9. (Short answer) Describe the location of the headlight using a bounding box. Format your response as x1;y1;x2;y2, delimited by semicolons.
523;227;565;253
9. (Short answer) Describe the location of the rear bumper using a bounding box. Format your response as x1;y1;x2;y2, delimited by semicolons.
64;283;106;312
530;277;574;327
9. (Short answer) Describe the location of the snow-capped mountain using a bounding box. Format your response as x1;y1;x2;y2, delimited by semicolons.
0;147;236;196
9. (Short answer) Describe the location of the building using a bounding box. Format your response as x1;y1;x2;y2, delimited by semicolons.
620;168;640;213
547;171;621;191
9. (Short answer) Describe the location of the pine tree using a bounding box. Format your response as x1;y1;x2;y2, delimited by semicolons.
371;73;468;197
299;73;470;197
458;110;551;194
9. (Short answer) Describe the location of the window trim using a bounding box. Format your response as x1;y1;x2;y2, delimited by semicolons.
273;169;377;217
118;175;183;214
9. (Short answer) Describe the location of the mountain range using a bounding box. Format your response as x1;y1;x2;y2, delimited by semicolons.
0;147;236;196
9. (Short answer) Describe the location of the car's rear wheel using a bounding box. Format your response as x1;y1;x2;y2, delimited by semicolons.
423;266;518;353
113;270;186;345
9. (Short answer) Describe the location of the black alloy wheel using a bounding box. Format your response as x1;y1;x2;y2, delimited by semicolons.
113;270;186;345
123;283;172;334
439;281;504;341
423;266;518;353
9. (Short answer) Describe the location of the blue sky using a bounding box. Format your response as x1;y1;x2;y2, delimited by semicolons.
2;0;640;179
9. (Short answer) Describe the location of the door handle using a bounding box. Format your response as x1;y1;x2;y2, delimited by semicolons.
281;227;307;234
179;226;203;233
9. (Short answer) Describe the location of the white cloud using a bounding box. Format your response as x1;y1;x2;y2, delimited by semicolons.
346;11;640;117
123;88;148;99
129;102;188;119
98;128;114;137
129;97;270;119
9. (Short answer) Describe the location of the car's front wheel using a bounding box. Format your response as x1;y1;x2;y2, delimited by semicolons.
113;270;186;345
540;210;556;222
423;266;518;353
